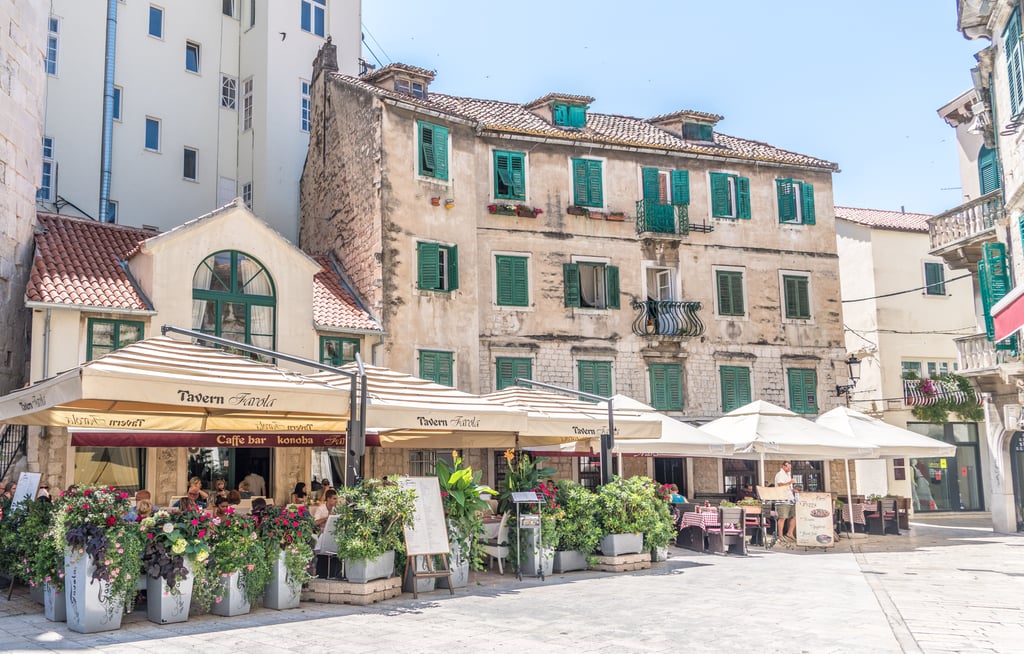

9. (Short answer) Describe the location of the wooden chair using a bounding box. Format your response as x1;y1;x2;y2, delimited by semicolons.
479;513;510;574
676;525;706;553
866;499;900;535
743;506;769;550
706;507;747;555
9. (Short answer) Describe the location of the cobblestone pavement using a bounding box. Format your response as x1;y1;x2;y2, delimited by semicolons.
0;514;1020;653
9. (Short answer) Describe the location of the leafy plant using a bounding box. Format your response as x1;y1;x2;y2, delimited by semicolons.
258;503;317;587
331;478;416;562
139;508;212;594
595;476;673;550
908;373;983;423
498;449;555;514
719;500;738;507
736;498;761;507
436;451;496;571
553;480;601;555
0;498;34;585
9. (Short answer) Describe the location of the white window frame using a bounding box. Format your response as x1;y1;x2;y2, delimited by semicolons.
642;264;677;302
144;117;161;152
46;16;60;76
221;75;237;110
712;264;748;320
301;0;327;37
779;269;813;323
222;0;236;18
185;41;201;74
570;254;611;311
242;77;254;130
38;136;55;202
492;250;533;311
242;182;252;209
246;0;256;29
708;171;740;219
148;5;164;39
300;79;311;132
183;147;198;181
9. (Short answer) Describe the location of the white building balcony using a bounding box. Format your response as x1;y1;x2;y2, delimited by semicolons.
927;190;1003;270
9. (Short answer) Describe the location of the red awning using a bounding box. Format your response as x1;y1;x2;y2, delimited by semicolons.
992;285;1024;342
70;432;346;448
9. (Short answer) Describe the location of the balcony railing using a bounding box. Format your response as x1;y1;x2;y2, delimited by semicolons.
954;332;1015;372
631;299;705;338
927;190;1003;251
635;200;692;236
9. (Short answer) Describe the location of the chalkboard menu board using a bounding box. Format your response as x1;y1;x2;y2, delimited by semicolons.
398;476;450;556
795;492;834;548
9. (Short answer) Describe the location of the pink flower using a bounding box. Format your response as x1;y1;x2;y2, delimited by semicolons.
191;519;199;526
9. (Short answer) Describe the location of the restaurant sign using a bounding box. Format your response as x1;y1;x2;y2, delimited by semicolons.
70;432;346;448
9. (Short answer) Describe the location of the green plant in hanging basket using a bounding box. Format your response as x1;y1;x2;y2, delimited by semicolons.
909;373;982;424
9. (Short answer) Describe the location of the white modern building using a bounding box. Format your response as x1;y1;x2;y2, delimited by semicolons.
38;0;360;241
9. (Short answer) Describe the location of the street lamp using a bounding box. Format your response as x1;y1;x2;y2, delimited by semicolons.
835;354;862;397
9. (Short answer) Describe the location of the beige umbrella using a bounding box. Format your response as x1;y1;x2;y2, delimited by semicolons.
0;336;350;433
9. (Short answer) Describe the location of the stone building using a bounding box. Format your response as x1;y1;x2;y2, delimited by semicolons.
300;45;853;496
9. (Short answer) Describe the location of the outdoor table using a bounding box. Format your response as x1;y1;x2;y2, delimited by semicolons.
841;503;869;527
681;511;720;530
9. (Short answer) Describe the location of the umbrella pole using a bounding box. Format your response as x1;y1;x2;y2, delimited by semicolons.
844;458;855;537
617;451;622;477
759;451;765;486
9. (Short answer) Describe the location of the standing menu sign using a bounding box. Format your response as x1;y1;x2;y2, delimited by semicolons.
795;492;834;548
397;476;453;598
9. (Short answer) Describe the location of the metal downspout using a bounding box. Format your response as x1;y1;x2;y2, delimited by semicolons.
98;0;118;223
42;309;51;378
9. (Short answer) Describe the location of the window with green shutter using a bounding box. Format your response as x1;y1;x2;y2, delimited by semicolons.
495;255;529;306
716;270;745;317
782;275;811;319
418;121;448;180
682;122;713;142
776;178;815;225
553;102;587;128
494;150;526;200
419;350;453;386
719;366;751;413
572;158;603;207
417;242;458;292
1004;8;1024;116
320;336;360;366
924;262;946;296
87;318;144;361
649;363;683;410
495;357;532;391
787;368;818;414
709;172;750;219
979;242;1010;341
578;360;612;400
563;261;619;309
978;146;1001;194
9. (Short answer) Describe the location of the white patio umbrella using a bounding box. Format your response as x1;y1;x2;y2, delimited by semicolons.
815;407;956;458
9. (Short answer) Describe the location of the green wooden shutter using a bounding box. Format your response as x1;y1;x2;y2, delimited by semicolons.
784;275;809;319
979;146;1000;194
418;122;434;176
720;366;751;412
649;363;683;410
924;262;945;296
717;270;744;316
432;124;448;181
710;173;730;217
563;263;581;307
568;105;586;128
494;151;511;198
605;265;620;310
438;352;453;386
585;159;603;207
511;257;528;306
553;103;568;126
787;369;817;414
496;256;528;306
670;170;690;205
1005;9;1024;115
417;242;440;290
777;178;796;222
578;360;613;398
419;351;437;381
980;242;1010;340
509;152;525;199
800;182;815;224
447;244;458;291
737;367;751;406
737;176;751;219
572;159;589;205
642;167;660;201
496;357;531;391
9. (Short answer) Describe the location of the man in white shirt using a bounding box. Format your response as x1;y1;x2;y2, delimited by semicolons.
313;490;339;578
774;461;797;541
242;471;266;497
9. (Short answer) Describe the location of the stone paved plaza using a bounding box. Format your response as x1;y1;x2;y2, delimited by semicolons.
0;514;1021;653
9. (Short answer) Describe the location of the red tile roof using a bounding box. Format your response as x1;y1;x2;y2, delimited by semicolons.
834;206;932;233
313;256;380;331
27;213;157;310
339;69;838;171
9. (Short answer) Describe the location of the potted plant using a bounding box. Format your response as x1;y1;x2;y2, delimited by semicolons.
645;484;676;562
435;451;497;588
332;477;416;584
499;450;558;576
0;497;36;597
488;203;518;216
54;486;144;633
552;480;601;573
20;500;67;621
607;211;626;221
257;503;316;609
139;508;212;623
595;476;662;556
207;508;263;616
515;205;543;218
736;498;761;514
566;205;590;217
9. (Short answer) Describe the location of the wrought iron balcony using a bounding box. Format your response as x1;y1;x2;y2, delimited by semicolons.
633;200;713;236
631;299;705;338
927;190;1003;267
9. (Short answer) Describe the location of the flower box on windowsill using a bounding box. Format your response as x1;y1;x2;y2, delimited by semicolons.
516;206;543;218
607;212;626;221
566;205;590;217
589;211;607;220
487;204;517;216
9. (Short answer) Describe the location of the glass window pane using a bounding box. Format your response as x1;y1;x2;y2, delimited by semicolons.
75;447;144;494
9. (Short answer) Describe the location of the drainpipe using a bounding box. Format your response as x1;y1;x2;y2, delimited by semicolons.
42;309;51;379
98;0;118;223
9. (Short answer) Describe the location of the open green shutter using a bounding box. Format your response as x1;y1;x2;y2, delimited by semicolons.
439;352;453;386
572;159;588;205
553;103;568;126
417;242;440;290
432;124;448;181
801;183;815;224
563;263;581;307
737;176;751;219
642;168;660;201
447;244;458;290
1005;10;1024;115
509;152;525;198
979;146;1000;194
710;173;730;217
586;160;603;206
494;152;510;197
981;242;1010;340
671;170;690;205
777;178;796;222
568;105;586;128
787;369;804;413
419;123;434;176
605;265;620;309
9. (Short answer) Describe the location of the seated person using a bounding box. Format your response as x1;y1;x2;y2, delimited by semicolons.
212;496;232;520
238;480;253;500
173;487;206;510
736;484;757;501
250;497;268;525
174;495;199;512
135;499;154;522
126;489;159;521
668;484;687;503
226;490;242;505
291;482;308;505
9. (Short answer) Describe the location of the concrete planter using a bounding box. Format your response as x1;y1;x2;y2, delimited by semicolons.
30;583;44;605
344;550;395;584
403;556;436;594
263;551;302;610
211;570;251;617
520;541;554;578
437;540;469;589
146;557;194;624
552;550;588;573
64;548;124;634
43;582;66;622
650;546;669;562
599;533;644;556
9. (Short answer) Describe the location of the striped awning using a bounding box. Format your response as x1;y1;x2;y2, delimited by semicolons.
902;378;981;407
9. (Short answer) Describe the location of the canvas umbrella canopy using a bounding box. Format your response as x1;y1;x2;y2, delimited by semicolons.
0;336;351;436
307;364;531;448
815;407;957;458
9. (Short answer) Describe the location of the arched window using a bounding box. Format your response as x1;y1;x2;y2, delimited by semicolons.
192;250;275;350
978;146;1001;195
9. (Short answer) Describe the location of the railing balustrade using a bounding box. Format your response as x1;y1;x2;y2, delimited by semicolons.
927;190;1003;250
631;299;705;337
954;332;1014;372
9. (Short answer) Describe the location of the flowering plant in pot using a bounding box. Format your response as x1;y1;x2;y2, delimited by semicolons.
257;503;317;587
436;451;496;572
140;508;211;593
206;508;267;612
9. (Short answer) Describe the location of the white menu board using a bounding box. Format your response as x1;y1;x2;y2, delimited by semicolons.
795;492;834;548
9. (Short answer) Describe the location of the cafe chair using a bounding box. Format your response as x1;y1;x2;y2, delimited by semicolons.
479;512;510;574
706;507;747;556
866;499;900;536
744;507;769;550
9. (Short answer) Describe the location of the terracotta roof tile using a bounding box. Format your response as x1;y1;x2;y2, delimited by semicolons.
27;213;156;310
313;256;380;332
334;70;838;171
834;206;932;233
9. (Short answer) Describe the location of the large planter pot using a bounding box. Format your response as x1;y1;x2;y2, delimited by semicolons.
650;546;669;562
211;570;251;617
437;540;470;589
552;550;588;573
599;533;644;556
146;557;195;624
43;582;66;622
64;548;124;634
520;538;554;578
30;583;44;604
264;551;302;610
344;550;395;584
403;555;436;594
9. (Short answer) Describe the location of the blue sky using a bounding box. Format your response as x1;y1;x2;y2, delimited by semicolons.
361;1;984;216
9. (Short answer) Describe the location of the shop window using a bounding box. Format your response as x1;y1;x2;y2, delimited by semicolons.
75;447;146;494
723;459;756;496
